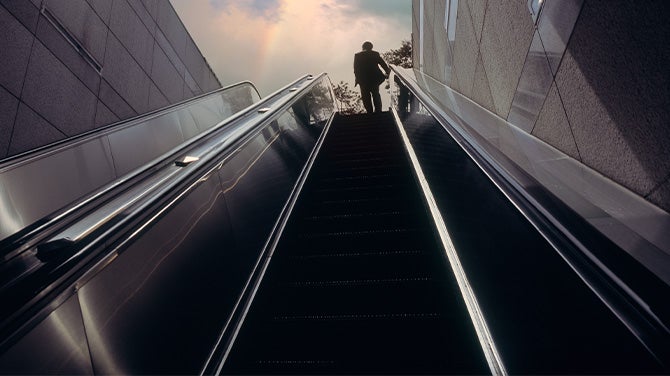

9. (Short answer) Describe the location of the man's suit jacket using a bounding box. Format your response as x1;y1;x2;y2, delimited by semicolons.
354;50;390;88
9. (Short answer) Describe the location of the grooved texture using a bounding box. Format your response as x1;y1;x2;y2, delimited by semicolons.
223;112;488;374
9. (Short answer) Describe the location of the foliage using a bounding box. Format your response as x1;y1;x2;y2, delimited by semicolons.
305;82;336;122
332;81;364;115
382;40;412;69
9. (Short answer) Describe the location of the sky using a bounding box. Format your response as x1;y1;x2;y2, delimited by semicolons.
171;0;412;96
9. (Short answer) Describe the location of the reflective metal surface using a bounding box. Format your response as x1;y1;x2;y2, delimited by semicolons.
398;107;662;373
0;137;116;242
0;295;92;374
78;176;233;374
0;75;335;373
207;112;335;375
76;78;332;374
221;114;303;264
391;108;506;375
0;82;260;243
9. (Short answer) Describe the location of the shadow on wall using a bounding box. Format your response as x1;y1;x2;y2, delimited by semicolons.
559;1;670;211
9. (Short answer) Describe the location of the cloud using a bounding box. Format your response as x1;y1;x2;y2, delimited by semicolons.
321;0;409;23
209;0;284;22
172;0;412;95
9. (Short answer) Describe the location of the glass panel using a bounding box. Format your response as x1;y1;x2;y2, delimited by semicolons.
0;82;260;243
537;0;583;75
527;0;544;23
506;31;554;132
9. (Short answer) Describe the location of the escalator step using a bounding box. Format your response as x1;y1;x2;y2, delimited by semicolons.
222;112;488;374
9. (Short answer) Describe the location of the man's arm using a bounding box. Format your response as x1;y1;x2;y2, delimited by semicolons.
376;52;391;75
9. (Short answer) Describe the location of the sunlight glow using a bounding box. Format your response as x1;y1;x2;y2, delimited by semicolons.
171;0;411;95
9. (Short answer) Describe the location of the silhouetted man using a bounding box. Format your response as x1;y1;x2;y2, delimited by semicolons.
354;41;390;113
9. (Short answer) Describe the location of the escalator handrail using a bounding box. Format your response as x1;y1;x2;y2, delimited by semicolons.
391;66;670;365
43;73;327;249
0;80;260;259
391;107;507;375
0;77;297;260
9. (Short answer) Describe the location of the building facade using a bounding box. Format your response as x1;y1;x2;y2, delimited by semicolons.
412;0;670;212
0;0;221;159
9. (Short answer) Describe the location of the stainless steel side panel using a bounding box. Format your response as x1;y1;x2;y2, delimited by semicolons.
219;116;299;272
77;176;234;374
75;105;327;374
0;294;93;374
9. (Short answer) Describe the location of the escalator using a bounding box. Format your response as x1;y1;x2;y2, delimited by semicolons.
222;112;488;374
0;72;668;374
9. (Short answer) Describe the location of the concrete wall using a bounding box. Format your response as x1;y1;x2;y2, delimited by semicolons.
0;0;221;159
412;0;670;213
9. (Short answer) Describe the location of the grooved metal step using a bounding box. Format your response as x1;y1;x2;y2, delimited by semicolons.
222;112;488;374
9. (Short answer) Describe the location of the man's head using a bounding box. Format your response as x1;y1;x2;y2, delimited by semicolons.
362;41;373;51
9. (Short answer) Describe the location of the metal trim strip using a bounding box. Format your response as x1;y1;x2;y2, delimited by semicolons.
390;107;507;375
202;112;338;375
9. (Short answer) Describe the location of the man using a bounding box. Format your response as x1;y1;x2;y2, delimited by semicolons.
354;41;390;113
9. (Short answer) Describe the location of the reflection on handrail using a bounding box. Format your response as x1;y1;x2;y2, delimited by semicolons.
46;74;328;255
